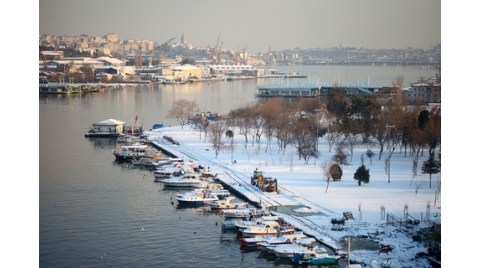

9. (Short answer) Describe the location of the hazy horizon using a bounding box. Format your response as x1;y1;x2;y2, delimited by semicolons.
40;0;440;53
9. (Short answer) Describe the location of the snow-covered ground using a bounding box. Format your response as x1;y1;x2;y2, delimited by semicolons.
145;125;441;267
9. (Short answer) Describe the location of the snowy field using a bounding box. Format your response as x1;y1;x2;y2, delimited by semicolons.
145;125;441;267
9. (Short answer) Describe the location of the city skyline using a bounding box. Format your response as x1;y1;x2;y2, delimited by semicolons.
39;0;440;53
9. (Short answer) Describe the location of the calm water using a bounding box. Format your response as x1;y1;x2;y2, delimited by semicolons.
39;65;436;267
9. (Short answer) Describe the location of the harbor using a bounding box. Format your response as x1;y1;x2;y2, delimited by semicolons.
40;65;440;267
98;122;440;267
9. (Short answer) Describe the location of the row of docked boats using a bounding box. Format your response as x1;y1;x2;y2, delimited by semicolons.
153;160;252;209
107;132;340;266
219;208;341;265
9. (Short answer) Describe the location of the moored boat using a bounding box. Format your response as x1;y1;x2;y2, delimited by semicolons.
176;188;219;207
266;244;321;259
292;247;340;265
206;196;248;209
240;220;296;238
162;173;203;188
113;144;157;162
239;231;307;248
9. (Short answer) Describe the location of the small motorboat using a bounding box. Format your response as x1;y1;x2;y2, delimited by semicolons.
206;196;248;209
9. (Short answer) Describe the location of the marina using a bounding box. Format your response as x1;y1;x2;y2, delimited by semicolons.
40;65;439;267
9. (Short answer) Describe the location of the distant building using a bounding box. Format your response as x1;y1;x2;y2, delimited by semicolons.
96;56;126;67
161;64;203;81
404;78;441;104
40;51;64;60
208;64;255;75
49;57;103;72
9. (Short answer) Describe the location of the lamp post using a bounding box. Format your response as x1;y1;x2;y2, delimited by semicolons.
386;124;394;183
314;109;322;154
345;236;351;268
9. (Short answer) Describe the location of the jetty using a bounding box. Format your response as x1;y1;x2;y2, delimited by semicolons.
147;134;344;252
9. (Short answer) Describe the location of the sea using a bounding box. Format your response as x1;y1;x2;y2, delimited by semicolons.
39;65;437;267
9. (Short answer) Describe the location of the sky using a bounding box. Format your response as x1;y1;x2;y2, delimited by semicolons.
39;0;440;53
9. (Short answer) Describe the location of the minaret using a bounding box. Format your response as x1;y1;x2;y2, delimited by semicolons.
180;33;186;46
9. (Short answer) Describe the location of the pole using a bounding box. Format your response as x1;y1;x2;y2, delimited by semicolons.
386;125;393;183
347;236;350;268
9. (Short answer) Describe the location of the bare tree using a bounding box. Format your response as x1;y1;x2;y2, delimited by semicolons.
321;161;332;193
343;133;360;162
208;121;227;158
292;116;317;163
332;147;349;166
251;103;265;143
261;99;283;152
228;106;253;150
191;114;209;141
168;99;198;129
326;128;341;153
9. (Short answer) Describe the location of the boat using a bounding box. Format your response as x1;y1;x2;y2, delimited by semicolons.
239;231;307;248
266;244;323;259
292;247;340;265
240;220;296;238
131;157;162;169
176;188;219;207
153;167;183;182
162;173;203;188
221;208;259;219
257;236;316;252
234;215;280;230
113;144;157;162
206;196;248;209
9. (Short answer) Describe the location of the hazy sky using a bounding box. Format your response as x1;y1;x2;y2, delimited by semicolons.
39;0;440;53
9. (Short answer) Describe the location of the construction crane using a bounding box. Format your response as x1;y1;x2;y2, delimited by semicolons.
211;33;222;63
156;37;176;65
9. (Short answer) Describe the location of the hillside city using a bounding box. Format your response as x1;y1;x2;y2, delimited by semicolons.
39;33;441;106
40;33;440;67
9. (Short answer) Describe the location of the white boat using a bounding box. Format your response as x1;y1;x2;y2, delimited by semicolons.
113;144;157;162
195;181;223;190
206;196;248;209
239;231;307;248
241;221;296;238
153;167;183;182
257;237;316;251
234;215;280;230
221;208;257;219
162;173;203;188
176;188;219;207
131;157;161;168
266;244;322;259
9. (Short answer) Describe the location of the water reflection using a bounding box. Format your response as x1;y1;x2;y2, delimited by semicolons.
86;137;117;149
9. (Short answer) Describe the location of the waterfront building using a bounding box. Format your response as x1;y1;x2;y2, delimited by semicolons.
257;82;376;99
85;119;126;137
404;79;441;104
160;64;203;81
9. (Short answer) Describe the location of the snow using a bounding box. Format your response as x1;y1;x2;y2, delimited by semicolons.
144;125;441;267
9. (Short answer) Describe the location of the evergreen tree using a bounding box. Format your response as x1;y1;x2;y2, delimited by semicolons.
354;165;370;186
422;156;441;188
